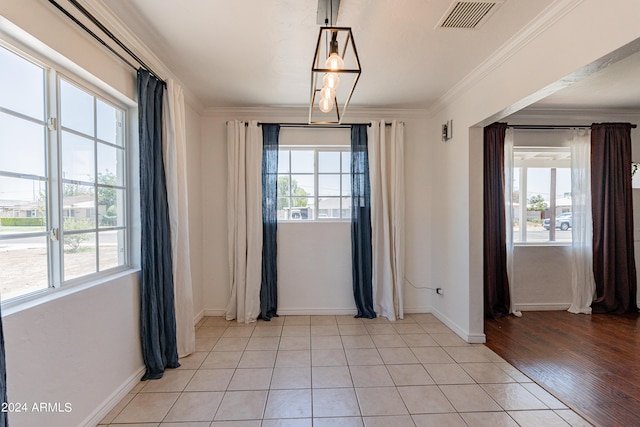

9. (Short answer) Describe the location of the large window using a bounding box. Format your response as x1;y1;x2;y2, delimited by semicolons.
0;44;129;302
511;147;572;244
278;147;351;220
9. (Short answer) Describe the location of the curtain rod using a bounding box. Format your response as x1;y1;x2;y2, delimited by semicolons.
47;0;166;86
510;124;637;130
256;122;395;128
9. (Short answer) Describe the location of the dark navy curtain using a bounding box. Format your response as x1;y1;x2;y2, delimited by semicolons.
260;124;280;320
138;69;179;380
351;125;376;318
0;305;7;427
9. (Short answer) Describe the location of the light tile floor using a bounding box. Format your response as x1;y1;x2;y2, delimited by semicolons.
98;314;592;427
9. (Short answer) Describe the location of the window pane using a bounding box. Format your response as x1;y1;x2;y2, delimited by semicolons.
0;236;49;301
63;232;96;280
99;229;125;271
277;197;290;220
291;150;314;173
62;131;95;183
60;79;94;136
0;176;47;229
0;46;44;120
341;152;351;173
278;150;290;173
97;143;124;187
342;197;352;219
0;112;46;176
524;168;550;243
96;99;123;145
290;197;313;220
318;197;342;218
63;184;95;228
98;188;124;228
291;174;314;196
319;174;341;196
341;174;351;196
277;174;291;197
318;151;340;173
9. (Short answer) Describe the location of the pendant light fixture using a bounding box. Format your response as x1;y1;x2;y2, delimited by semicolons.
309;0;361;124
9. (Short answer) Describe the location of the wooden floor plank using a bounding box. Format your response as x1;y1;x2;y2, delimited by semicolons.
485;311;640;427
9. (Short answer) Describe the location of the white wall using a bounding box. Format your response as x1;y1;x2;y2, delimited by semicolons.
200;108;433;317
0;2;145;426
429;0;640;342
185;102;204;321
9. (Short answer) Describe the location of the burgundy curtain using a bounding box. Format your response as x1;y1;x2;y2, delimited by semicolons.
483;122;511;318
590;123;638;314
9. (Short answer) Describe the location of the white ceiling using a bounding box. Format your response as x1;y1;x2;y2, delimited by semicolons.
101;0;560;110
528;48;640;112
99;0;640;113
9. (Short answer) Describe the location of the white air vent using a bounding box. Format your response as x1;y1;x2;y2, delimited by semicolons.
437;0;504;29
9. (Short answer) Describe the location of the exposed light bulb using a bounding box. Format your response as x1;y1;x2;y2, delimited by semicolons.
323;73;340;90
325;53;344;71
319;86;335;101
319;96;333;113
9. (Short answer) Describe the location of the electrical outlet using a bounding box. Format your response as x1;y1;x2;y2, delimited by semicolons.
436;288;444;295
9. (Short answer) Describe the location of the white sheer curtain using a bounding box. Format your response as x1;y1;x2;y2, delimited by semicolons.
225;120;263;323
368;120;405;320
568;128;595;314
163;79;195;357
503;129;522;317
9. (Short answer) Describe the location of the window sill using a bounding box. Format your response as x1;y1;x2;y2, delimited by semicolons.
1;267;140;317
513;242;572;248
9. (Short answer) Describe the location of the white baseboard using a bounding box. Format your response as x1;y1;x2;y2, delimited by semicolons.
274;308;358;316
199;307;435;318
431;308;486;344
193;309;205;325
515;303;571;311
80;366;145;427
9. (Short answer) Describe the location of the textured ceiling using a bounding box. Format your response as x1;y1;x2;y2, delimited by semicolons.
101;0;559;110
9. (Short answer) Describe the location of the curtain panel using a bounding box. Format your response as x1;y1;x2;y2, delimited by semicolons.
569;129;596;314
351;124;376;318
0;305;7;427
163;79;195;357
590;123;638;314
503;129;521;317
260;124;280;320
483;122;511;318
225;121;263;323
368;120;405;321
138;69;179;380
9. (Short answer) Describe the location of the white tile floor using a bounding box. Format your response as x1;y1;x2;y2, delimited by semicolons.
98;314;592;427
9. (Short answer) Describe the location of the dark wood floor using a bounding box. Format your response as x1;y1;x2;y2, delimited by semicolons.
485;311;640;427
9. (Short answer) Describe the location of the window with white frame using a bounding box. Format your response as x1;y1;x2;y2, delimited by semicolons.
0;43;129;302
277;147;351;220
511;147;572;244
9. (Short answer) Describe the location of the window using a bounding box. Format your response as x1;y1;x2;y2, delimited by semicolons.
0;44;129;302
278;147;351;220
511;147;571;243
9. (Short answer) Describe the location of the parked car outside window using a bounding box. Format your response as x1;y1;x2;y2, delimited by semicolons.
543;213;572;231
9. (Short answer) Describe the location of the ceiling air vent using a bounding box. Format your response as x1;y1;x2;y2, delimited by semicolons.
437;1;504;29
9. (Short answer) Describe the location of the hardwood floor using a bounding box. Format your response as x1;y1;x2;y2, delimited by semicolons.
485;311;640;427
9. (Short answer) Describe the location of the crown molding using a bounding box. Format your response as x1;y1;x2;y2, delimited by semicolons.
201;105;429;119
75;0;205;113
428;0;584;116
